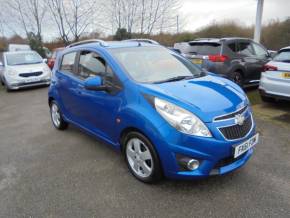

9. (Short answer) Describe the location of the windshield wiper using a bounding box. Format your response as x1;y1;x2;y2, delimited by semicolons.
154;75;195;84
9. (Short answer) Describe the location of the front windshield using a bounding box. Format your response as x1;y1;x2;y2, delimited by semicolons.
110;47;203;83
6;52;43;66
274;50;290;63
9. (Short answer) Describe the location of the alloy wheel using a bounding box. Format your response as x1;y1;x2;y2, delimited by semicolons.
126;138;153;178
51;103;61;127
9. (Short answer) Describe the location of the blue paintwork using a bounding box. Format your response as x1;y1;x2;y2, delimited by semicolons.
48;42;256;180
84;76;103;88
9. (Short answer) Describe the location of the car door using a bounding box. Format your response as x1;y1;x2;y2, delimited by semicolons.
237;40;262;83
56;51;86;123
74;50;123;142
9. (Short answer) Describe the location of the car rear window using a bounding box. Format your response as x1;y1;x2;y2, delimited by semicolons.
274;50;290;63
187;42;221;55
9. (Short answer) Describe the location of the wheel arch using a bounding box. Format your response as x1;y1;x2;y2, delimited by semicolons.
232;67;245;77
119;127;151;152
119;126;165;180
48;97;54;106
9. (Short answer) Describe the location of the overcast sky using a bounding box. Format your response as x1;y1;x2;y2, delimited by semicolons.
180;0;290;31
4;0;289;40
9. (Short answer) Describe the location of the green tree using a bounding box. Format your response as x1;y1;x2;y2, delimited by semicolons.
113;28;131;40
27;32;45;57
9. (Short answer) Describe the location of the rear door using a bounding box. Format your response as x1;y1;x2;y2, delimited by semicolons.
236;40;262;83
56;51;84;122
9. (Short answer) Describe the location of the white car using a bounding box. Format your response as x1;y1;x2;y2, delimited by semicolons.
0;51;51;91
259;46;290;102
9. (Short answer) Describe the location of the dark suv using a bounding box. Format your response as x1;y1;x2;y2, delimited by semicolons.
174;38;271;86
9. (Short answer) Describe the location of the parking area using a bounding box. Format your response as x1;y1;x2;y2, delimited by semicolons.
0;86;289;217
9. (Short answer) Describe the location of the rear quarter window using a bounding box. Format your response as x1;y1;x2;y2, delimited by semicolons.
187;43;221;55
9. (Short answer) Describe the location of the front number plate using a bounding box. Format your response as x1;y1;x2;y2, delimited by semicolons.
234;133;259;158
26;77;41;83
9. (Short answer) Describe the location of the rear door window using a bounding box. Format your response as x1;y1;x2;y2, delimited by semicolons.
237;42;255;57
227;43;237;53
187;43;221;55
60;52;77;73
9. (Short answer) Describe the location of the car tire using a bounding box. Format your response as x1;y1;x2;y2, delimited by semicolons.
123;131;163;183
230;71;244;87
261;95;275;103
50;100;68;130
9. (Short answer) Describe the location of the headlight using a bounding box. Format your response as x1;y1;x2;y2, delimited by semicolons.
43;67;51;75
7;69;17;76
154;98;212;137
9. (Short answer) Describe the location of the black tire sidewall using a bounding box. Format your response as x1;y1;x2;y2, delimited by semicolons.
231;71;244;87
123;131;163;183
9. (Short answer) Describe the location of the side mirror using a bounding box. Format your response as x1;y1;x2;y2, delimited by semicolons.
43;58;48;63
84;76;107;91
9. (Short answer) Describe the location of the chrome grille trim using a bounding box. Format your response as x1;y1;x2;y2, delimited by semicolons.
214;105;248;122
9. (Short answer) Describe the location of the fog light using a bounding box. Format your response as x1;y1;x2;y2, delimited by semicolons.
176;154;200;171
187;159;199;171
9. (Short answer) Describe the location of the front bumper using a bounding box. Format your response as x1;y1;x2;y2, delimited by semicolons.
152;112;256;180
6;79;51;90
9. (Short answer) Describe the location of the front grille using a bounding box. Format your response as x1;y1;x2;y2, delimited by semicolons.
214;106;248;121
19;71;43;77
219;115;252;140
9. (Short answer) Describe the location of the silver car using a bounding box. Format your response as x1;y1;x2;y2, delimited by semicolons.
259;46;290;102
0;51;51;91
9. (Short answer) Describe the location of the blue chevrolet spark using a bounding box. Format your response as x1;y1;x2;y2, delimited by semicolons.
48;40;259;183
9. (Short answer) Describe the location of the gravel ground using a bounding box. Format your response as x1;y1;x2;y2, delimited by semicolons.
0;87;289;218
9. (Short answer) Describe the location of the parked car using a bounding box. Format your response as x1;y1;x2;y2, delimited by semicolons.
48;39;258;183
47;47;64;69
0;51;51;91
174;37;271;87
8;44;31;52
259;46;290;102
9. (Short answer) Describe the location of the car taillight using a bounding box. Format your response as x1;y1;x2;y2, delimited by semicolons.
263;64;277;72
47;59;55;69
208;54;228;62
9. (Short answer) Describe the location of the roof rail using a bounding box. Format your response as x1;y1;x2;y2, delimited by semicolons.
193;38;220;41
123;39;160;45
67;39;108;48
